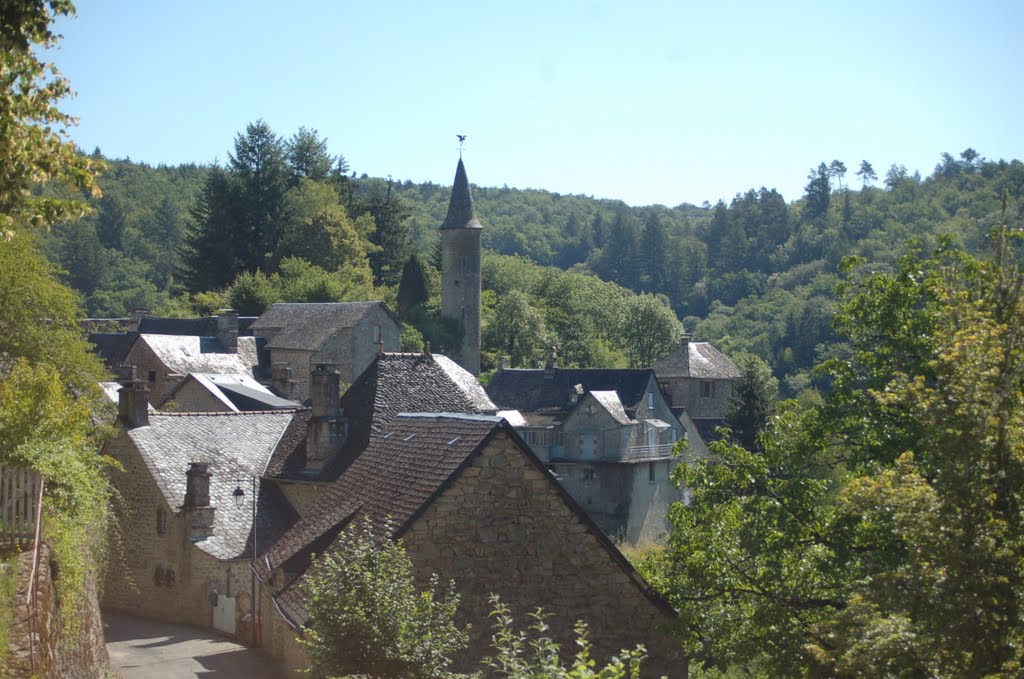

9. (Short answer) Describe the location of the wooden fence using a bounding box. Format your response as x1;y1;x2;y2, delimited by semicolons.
0;466;44;550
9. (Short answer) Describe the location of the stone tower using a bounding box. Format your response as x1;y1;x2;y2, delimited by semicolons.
440;158;482;375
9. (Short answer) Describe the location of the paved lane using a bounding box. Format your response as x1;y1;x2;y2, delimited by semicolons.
104;612;285;678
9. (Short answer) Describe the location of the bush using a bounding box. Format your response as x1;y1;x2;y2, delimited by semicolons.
299;517;468;679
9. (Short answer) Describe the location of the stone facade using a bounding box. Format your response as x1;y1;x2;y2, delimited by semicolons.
102;430;265;643
441;225;482;375
257;304;401;402
659;375;734;421
162;378;229;411
3;543;110;679
402;431;682;676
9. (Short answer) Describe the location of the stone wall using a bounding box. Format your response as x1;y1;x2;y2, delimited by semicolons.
275;480;331;518
440;226;482;375
663;376;734;421
123;341;180;406
163;379;231;412
401;431;683;677
4;543;109;678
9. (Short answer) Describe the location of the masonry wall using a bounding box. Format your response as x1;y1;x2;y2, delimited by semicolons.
275;481;332;519
103;433;256;642
401;431;683;677
123;342;180;406
261;581;310;675
269;349;314;403
664;377;734;421
163;380;231;412
440;227;482;375
4;543;110;678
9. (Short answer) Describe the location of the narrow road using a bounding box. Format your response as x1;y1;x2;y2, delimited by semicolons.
104;612;285;678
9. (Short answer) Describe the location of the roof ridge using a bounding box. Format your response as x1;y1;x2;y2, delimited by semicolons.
151;408;307;418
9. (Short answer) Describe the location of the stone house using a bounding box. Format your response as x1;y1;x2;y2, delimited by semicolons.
651;334;741;440
119;311;260;406
162;373;299;412
485;356;706;545
256;353;682;675
101;351;685;675
249;301;400;402
101;381;300;642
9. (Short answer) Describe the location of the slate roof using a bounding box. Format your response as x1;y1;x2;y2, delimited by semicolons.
250;302;397;352
137;315;218;337
137;334;259;376
265;352;497;480
88;332;137;370
164;373;299;412
486;368;654;417
125;410;301;560
652;340;741;380
440;158;483;230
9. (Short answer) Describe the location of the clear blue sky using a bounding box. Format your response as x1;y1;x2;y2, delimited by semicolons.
52;1;1024;207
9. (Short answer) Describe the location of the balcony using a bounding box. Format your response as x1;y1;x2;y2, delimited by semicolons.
622;443;677;461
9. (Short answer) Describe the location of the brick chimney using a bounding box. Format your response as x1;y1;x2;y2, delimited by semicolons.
183;462;215;540
215;309;239;353
118;380;149;429
306;365;347;471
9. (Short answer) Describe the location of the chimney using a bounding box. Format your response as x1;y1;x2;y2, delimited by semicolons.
306;365;346;471
544;346;559;379
498;356;510;371
183;462;215;540
129;308;149;329
118;380;150;429
569;383;583;405
680;332;693;375
271;363;294;400
215;309;239;353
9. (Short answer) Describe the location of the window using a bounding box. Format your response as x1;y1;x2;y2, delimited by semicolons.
586;404;596;416
649;462;656;483
582;467;596;482
523;429;552;447
148;369;157;383
700;380;714;398
156;506;167;535
372;323;381;343
647;392;654;408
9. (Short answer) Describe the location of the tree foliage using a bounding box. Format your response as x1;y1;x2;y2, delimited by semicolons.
299;517;468;679
0;0;102;238
483;596;648;679
663;211;1024;676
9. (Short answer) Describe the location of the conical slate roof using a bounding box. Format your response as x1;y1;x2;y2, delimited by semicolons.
440;158;482;230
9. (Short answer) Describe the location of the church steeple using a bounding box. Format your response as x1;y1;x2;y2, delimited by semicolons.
439;157;483;375
441;159;482;230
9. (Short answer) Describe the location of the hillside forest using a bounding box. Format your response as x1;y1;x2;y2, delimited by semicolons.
39;125;1024;399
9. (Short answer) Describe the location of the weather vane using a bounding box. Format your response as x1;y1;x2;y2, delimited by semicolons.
457;134;466;157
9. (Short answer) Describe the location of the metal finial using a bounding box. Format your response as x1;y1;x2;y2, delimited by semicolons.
457;134;466;157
